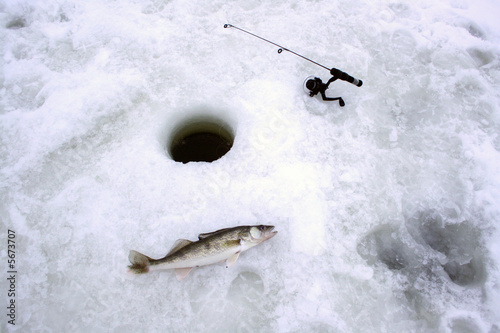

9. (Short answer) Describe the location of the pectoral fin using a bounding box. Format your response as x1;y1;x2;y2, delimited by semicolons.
175;267;193;281
226;252;240;268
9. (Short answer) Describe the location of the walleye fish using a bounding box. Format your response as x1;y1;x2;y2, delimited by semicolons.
128;225;277;280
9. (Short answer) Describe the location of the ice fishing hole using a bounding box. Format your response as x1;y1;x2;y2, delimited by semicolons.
168;117;234;163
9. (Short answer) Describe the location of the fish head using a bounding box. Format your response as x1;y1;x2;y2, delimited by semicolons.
245;225;277;244
238;225;277;251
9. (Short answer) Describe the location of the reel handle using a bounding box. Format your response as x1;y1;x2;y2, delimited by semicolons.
330;68;363;87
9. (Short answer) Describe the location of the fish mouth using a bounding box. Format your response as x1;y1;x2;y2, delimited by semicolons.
264;226;277;239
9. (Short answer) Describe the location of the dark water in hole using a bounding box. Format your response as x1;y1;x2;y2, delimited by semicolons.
171;132;232;163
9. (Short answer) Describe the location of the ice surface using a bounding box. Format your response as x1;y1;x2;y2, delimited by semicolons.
1;0;500;332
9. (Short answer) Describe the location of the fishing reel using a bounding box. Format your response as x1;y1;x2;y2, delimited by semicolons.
302;75;340;106
303;68;363;105
303;76;316;95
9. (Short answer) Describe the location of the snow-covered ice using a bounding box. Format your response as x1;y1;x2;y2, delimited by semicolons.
1;0;500;331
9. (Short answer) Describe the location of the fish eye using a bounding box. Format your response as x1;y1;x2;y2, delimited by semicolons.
259;225;265;231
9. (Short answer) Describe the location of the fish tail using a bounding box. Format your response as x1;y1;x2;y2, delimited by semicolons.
128;250;151;274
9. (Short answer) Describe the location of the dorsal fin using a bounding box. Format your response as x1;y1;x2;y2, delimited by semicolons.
198;227;232;240
166;239;192;256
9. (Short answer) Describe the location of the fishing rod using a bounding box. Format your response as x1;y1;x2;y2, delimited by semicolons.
224;23;330;71
223;23;363;88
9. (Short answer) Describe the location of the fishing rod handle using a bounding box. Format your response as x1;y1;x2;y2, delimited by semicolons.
330;68;363;87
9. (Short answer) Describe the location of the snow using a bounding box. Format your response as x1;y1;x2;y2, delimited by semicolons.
1;0;500;331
